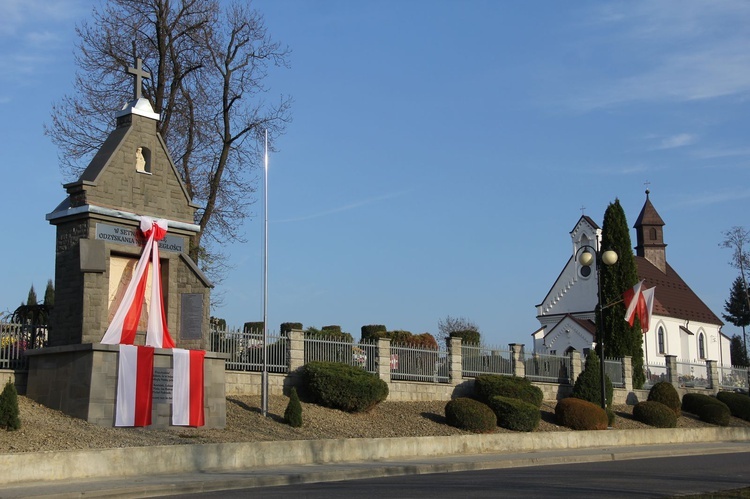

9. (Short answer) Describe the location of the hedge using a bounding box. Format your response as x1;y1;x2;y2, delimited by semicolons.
301;361;388;412
445;398;497;433
555;397;608;431
487;395;540;432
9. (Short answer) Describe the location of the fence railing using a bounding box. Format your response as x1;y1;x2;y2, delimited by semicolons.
210;328;288;373
304;336;377;374
524;352;572;384
0;323;48;370
390;343;449;383
461;344;513;377
718;365;750;391
643;361;668;389
675;359;709;388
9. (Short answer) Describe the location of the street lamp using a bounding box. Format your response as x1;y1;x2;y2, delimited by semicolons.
577;245;618;410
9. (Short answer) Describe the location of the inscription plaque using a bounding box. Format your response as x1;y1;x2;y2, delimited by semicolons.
180;293;203;340
95;222;184;253
153;367;173;403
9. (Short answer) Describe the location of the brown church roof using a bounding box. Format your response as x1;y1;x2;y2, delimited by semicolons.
634;192;665;227
635;256;722;326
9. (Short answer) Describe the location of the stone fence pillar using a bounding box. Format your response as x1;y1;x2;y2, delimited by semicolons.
509;344;525;378
622;356;633;392
569;350;582;384
665;355;678;388
448;337;462;385
287;329;304;372
376;338;391;383
706;359;719;393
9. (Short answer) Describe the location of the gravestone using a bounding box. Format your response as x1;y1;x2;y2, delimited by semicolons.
25;58;226;428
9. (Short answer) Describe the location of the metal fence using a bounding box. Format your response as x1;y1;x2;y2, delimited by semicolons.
643;360;668;389
304;336;377;374
718;365;750;391
390;343;449;383
604;358;625;388
209;328;288;373
0;323;47;370
461;343;513;378
675;359;709;388
524;352;572;384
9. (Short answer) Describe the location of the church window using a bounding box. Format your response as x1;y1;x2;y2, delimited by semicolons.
698;333;706;359
657;327;665;354
649;228;657;240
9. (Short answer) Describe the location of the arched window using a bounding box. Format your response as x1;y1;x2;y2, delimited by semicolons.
698;333;706;359
657;326;665;354
649;228;657;240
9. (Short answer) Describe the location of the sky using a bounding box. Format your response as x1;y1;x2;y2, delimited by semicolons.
1;0;749;347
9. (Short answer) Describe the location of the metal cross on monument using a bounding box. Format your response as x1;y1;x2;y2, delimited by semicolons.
127;57;151;100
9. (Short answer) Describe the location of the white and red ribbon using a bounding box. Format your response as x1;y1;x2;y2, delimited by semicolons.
101;216;175;348
172;349;205;427
623;280;656;333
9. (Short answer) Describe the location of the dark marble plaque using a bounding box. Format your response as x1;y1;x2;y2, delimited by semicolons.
180;293;203;340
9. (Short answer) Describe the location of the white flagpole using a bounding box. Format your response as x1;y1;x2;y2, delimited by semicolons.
261;130;269;418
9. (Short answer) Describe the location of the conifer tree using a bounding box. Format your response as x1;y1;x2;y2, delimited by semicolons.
724;276;750;361
284;387;303;428
598;199;645;388
0;379;21;431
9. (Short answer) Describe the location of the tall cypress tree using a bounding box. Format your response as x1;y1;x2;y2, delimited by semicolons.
724;275;750;361
597;199;645;388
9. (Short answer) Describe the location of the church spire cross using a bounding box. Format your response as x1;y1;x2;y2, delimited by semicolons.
580;205;586;216
127;57;151;101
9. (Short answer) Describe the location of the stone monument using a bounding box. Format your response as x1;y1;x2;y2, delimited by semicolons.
25;57;226;428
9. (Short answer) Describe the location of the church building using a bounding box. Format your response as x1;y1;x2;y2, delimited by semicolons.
532;191;731;368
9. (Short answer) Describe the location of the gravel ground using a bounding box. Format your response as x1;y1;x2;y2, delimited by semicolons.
1;395;749;454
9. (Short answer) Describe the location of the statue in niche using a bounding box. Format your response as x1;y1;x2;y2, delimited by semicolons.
135;147;146;172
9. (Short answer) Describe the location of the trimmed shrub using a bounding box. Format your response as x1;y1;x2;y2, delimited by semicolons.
445;398;497;433
307;326;354;343
280;322;303;335
474;375;543;408
487;395;540;432
555;397;608;430
448;330;481;347
0;379;20;431
716;391;750;421
682;393;725;415
361;325;387;341
302;361;388;413
696;402;731;426
284;387;303;428
244;321;264;334
571;350;613;408
647;382;681;416
633;401;677;428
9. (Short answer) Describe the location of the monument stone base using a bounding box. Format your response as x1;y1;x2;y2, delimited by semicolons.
25;344;226;428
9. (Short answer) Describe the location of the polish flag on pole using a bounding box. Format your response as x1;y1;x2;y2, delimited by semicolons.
101;217;175;348
172;349;205;427
115;344;154;427
623;280;656;333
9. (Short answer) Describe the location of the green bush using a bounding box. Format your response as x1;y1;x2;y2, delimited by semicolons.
647;382;681;416
280;322;303;335
571;350;613;408
696;402;731;426
555;397;608;430
361;325;387;341
244;321;264;334
474;375;543;408
487;395;540;432
448;330;481;347
302;361;388;413
284;387;303;427
716;392;750;421
444;398;497;433
632;401;677;428
0;379;20;431
682;393;725;415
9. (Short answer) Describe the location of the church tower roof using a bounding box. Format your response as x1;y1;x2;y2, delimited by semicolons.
634;189;667;273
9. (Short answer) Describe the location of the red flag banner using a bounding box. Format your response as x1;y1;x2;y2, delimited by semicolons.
115;344;154;427
623;280;655;333
172;349;206;427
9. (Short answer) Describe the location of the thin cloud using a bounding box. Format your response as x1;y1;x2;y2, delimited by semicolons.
692;147;750;160
667;189;750;210
655;133;697;150
274;190;411;223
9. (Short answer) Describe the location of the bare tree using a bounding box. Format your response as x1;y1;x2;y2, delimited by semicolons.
720;226;750;314
45;0;292;284
437;315;479;343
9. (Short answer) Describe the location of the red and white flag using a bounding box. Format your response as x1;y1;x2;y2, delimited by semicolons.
101;217;175;348
172;349;205;427
623;280;656;332
115;344;154;427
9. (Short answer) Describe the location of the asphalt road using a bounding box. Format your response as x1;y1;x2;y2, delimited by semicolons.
174;452;750;499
